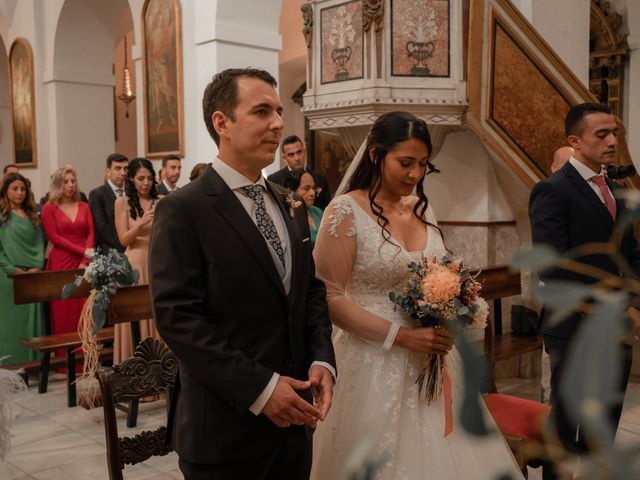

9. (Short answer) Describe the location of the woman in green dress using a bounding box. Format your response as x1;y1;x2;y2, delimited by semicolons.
0;173;44;364
283;168;324;247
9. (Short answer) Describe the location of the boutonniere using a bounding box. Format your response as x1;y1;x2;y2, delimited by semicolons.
283;190;303;218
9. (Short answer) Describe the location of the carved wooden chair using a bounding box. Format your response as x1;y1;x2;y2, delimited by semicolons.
96;337;177;480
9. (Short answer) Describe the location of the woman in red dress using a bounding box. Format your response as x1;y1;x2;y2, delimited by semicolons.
41;166;95;339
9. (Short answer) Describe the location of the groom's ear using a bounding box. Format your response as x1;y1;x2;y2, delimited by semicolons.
212;111;229;141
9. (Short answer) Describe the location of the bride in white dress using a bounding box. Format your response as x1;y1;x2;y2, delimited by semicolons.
311;112;524;480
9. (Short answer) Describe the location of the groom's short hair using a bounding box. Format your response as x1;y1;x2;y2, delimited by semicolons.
202;68;278;146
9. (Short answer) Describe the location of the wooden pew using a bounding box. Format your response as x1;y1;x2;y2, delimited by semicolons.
8;269;112;406
474;266;543;390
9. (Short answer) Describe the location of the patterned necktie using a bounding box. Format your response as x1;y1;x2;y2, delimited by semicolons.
242;185;285;267
590;175;617;220
115;188;123;197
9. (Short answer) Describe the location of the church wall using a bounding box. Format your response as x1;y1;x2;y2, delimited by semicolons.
530;0;591;85
113;32;138;161
0;0;55;198
278;0;308;168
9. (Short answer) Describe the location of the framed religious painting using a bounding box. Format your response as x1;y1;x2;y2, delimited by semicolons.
310;130;351;197
8;38;37;167
141;0;184;158
391;0;450;78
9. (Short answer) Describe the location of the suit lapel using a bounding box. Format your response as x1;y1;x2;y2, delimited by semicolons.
105;185;116;215
266;181;303;306
205;168;286;297
563;163;614;230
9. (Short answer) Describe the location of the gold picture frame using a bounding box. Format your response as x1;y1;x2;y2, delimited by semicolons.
141;0;184;158
8;38;37;168
311;130;351;197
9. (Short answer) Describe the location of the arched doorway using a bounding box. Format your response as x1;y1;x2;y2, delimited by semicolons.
51;0;136;190
0;34;10;170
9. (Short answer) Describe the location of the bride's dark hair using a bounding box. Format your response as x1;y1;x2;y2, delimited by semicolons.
346;111;440;245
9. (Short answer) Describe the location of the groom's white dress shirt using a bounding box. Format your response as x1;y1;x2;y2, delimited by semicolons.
568;157;615;205
211;159;335;415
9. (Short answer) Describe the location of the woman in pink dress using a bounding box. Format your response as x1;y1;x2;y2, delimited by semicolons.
41;167;95;340
114;158;162;363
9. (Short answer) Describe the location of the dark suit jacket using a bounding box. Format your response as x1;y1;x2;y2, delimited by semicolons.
88;184;124;253
267;167;331;210
149;166;335;464
157;182;177;196
529;161;640;339
156;182;169;196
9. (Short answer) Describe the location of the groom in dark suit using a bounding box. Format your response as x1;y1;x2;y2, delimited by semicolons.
529;102;640;478
149;68;336;480
88;153;128;253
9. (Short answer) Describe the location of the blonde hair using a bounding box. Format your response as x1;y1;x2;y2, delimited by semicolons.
49;167;80;204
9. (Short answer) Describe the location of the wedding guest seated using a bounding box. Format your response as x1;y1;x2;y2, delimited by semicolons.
189;163;208;181
283;168;323;247
114;158;162;363
0;173;45;365
268;135;331;209
41;167;95;357
89;153;129;253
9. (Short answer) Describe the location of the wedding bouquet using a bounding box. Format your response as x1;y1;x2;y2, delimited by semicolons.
61;248;138;408
389;255;488;402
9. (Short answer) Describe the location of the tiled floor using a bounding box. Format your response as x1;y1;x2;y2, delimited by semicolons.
1;374;180;480
2;373;640;480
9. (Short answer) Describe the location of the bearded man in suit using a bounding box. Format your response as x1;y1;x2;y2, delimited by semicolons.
149;68;336;480
529;102;640;479
157;154;182;195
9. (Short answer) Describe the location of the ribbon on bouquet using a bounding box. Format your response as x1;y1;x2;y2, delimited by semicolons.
443;360;453;437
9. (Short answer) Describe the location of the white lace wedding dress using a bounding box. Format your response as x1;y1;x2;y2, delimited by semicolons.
311;195;524;480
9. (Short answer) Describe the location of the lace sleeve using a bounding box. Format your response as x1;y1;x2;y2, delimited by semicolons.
314;195;403;347
314;196;357;307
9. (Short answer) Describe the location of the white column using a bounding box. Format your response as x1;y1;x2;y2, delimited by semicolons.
43;68;116;193
531;0;590;85
627;34;640;167
191;0;282;175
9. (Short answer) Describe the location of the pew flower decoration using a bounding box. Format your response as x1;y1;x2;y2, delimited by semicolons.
61;248;138;409
389;255;487;402
62;248;139;333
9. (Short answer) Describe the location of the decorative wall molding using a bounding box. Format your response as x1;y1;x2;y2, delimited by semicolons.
42;68;115;87
306;105;465;129
467;0;599;188
589;0;629;116
362;0;384;33
194;21;282;51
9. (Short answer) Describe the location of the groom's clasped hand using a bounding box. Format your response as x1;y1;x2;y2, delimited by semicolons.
262;364;333;429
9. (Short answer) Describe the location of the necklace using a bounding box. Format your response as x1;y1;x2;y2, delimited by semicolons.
386;198;408;216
